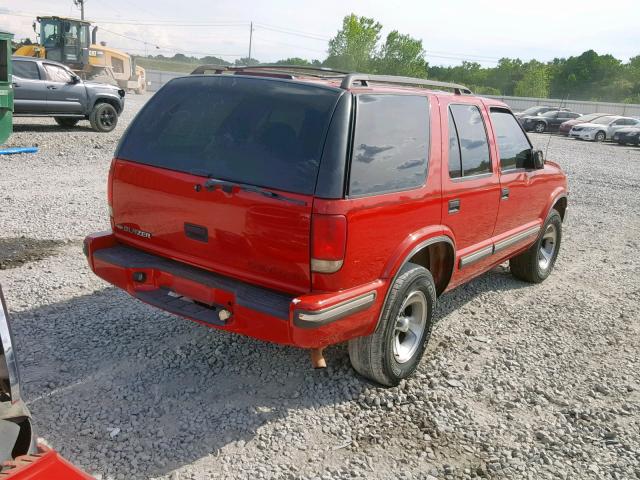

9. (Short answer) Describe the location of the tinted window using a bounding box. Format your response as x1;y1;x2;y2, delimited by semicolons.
13;60;40;80
449;104;491;177
490;109;531;171
349;95;429;196
117;76;341;195
44;64;72;83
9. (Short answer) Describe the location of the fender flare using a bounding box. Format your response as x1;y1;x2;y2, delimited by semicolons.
374;229;456;332
543;189;568;221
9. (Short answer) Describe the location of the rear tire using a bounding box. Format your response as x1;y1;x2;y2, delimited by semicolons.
54;117;79;128
348;263;436;387
89;103;118;132
510;210;562;283
595;131;606;142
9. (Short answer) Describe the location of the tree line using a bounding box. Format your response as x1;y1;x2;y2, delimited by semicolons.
15;13;631;103
141;14;640;104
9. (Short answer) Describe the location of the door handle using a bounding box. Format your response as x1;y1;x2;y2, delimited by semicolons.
47;85;57;90
12;82;20;88
501;188;510;200
448;199;460;214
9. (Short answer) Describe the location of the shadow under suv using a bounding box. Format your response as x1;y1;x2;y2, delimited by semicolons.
84;66;568;386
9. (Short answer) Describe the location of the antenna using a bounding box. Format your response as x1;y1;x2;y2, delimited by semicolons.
544;93;569;161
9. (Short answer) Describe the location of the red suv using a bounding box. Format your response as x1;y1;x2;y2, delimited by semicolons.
84;66;567;386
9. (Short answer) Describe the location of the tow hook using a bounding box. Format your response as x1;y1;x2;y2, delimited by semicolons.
310;348;326;369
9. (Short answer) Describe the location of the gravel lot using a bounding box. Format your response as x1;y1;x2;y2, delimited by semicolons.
1;94;639;480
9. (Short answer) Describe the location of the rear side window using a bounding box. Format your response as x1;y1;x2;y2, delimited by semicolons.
116;76;341;195
490;109;531;171
13;60;40;80
349;95;429;196
448;104;491;178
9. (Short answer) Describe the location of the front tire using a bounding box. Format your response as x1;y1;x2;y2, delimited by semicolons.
510;210;562;283
595;131;606;142
535;122;546;133
89;103;118;132
54;117;79;128
348;264;436;386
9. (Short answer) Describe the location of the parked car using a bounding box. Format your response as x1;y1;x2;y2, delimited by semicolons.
558;112;613;135
613;126;640;145
84;67;568;386
569;115;640;142
514;105;569;120
521;110;582;133
12;56;125;132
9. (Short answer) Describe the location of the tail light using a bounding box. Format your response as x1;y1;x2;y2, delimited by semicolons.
311;214;347;274
107;159;115;221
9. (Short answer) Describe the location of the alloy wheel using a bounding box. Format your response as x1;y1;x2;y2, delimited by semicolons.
538;223;557;271
393;290;428;364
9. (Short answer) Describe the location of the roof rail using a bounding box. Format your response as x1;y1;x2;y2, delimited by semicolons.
231;64;352;76
191;64;351;77
340;74;472;95
190;64;230;75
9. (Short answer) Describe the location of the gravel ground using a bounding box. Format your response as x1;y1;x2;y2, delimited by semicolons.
1;95;639;480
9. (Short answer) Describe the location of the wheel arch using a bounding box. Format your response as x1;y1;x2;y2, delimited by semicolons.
92;95;123;114
544;190;568;222
375;232;455;331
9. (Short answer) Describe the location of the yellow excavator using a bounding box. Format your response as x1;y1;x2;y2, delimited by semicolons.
15;16;147;94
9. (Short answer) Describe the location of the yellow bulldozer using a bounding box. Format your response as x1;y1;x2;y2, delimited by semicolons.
15;16;147;94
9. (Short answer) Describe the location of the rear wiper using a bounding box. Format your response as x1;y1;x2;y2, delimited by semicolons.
203;177;307;206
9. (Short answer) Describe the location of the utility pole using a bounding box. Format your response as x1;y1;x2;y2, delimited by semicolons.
73;0;86;20
248;21;253;64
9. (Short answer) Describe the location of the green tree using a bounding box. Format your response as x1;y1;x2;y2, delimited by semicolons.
375;31;427;77
235;57;260;66
325;14;382;72
273;57;311;66
514;61;550;98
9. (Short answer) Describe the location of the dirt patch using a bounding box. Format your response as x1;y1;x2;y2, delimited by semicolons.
0;237;65;270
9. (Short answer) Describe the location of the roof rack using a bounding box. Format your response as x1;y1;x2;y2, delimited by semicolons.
340;74;472;95
190;64;350;77
189;65;472;95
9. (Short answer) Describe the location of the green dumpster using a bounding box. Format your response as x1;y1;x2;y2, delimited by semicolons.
0;31;14;145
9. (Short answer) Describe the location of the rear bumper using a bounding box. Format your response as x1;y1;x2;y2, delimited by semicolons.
84;231;385;349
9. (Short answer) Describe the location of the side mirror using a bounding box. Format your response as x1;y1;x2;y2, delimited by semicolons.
70;75;81;84
532;149;545;169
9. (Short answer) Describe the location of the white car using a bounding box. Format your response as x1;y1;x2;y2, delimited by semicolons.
569;115;640;142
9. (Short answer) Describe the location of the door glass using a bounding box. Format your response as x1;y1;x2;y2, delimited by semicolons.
449;104;491;176
12;61;40;80
349;95;429;196
490;109;532;171
43;64;73;83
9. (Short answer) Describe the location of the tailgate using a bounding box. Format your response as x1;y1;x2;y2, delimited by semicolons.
111;160;313;294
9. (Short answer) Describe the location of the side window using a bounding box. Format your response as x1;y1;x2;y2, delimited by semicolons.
43;64;72;83
449;104;491;177
349;95;429;196
490;109;532;171
12;61;40;80
569;113;581;119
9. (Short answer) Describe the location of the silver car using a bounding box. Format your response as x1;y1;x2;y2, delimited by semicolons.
569;115;640;142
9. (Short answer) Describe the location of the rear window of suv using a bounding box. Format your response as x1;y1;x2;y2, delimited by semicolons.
349;95;429;196
116;76;342;195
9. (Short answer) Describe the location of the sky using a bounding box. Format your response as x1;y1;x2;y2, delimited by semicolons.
1;0;639;66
